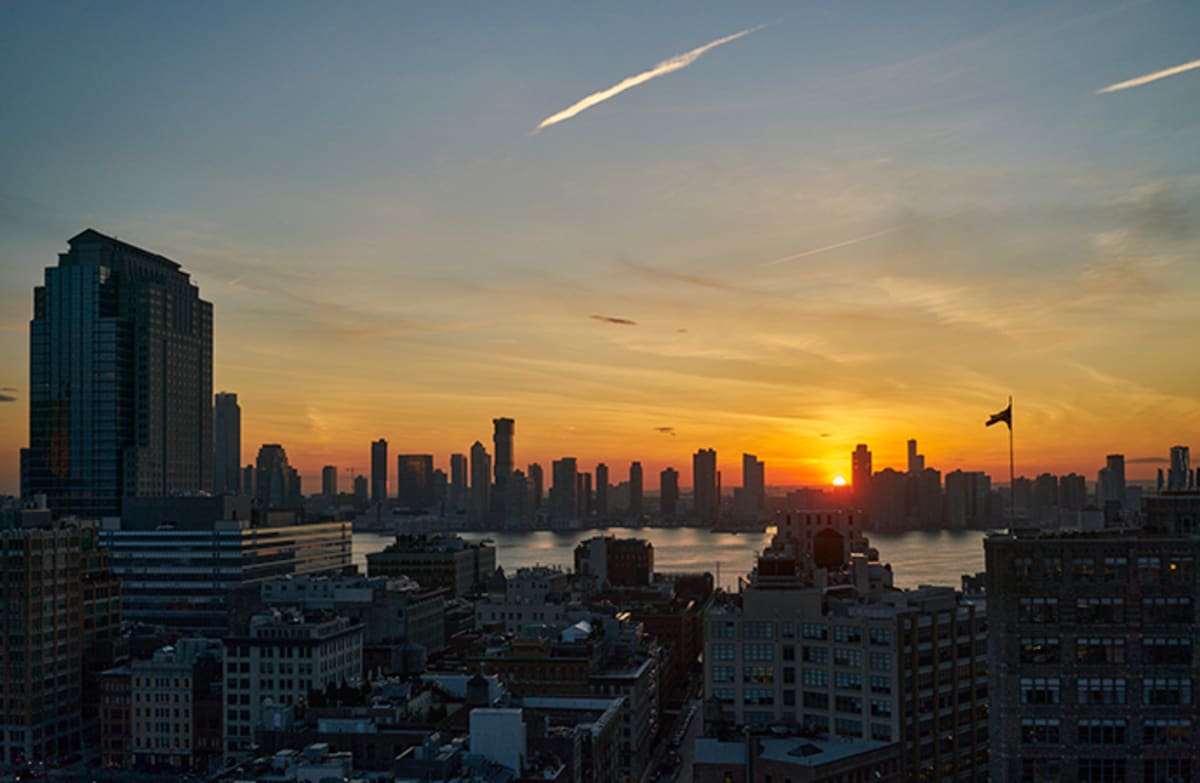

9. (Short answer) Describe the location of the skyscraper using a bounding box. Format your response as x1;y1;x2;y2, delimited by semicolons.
255;444;300;508
693;449;718;525
851;444;872;503
22;229;213;518
1168;445;1191;490
741;453;765;511
660;468;679;519
1098;453;1126;508
213;392;241;494
469;442;492;528
629;462;644;518
906;438;925;475
397;454;435;510
595;463;609;516
449;453;468;511
492;418;514;492
527;463;544;509
321;465;337;498
370;438;388;504
550;458;578;525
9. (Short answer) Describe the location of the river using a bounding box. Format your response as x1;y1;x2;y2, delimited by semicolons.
352;527;989;592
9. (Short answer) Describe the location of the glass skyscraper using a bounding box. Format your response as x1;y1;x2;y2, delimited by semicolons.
22;229;213;518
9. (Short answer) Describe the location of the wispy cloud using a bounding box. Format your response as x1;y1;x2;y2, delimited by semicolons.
763;228;894;266
590;314;638;326
1096;58;1200;94
653;426;677;436
1126;456;1169;464
535;24;768;131
0;394;15;403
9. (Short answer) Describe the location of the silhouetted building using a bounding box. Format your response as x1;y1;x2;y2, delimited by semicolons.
596;463;609;516
449;453;468;511
1169;445;1191;490
906;438;925;476
242;464;255;497
255;443;301;507
469;442;492;528
945;470;990;529
22;229;213;518
321;465;338;498
353;474;368;503
213;392;241;494
1097;453;1126;507
366;534;495;597
693;449;719;525
550;458;578;525
528;463;544;509
868;468;907;531
660;468;680;519
492;418;515;517
397;454;435;511
629;462;644;518
1059;473;1087;512
371;438;388;504
852;444;872;505
736;453;765;518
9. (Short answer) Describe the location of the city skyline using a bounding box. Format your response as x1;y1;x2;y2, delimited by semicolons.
2;3;1199;494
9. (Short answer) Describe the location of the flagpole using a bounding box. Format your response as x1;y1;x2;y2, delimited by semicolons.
1008;395;1015;522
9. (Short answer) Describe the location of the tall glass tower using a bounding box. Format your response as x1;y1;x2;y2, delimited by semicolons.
21;229;213;518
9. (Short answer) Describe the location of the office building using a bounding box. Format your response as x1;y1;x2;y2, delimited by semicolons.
103;496;352;633
985;493;1200;783
742;453;765;512
851;444;872;505
242;464;255;497
1168;445;1191;491
321;465;337;498
906;439;925;476
596;463;609;516
528;463;544;509
661;467;680;519
449;453;468;511
945;470;991;529
22;229;213;518
352;474;368;503
222;609;363;755
492;417;515;504
255;443;301;507
213;392;241;494
704;512;988;783
1097;453;1126;508
469;441;492;528
629;462;644;518
693;449;719;525
129;639;223;773
366;534;496;598
396;454;435;510
370;438;388;504
550;457;578;525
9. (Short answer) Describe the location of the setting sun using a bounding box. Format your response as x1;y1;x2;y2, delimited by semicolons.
832;476;847;487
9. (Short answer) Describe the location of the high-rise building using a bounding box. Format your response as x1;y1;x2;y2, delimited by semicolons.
851;444;872;504
906;438;925;476
370;438;388;504
255;444;301;507
693;449;718;525
1098;453;1126;506
449;453;468;511
321;465;338;498
1168;445;1191;490
985;493;1200;783
660;468;679;518
22;229;213;518
742;453;765;512
352;474;368;504
550;458;578;524
596;463;609;516
527;463;544;509
241;464;255;497
492;417;515;495
629;462;644;518
945;470;991;529
397;454;435;510
469;442;492;528
213;392;241;494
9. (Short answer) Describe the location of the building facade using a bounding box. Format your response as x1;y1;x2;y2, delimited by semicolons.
213;392;241;494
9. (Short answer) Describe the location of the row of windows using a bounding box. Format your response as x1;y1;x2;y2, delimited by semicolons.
1022;718;1192;745
1019;677;1193;705
1022;758;1191;783
1012;555;1195;585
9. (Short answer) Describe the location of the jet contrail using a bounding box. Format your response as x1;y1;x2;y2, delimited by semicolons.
763;228;894;266
535;24;768;132
1096;58;1200;94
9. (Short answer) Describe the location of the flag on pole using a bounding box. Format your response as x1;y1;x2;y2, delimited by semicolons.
986;402;1012;429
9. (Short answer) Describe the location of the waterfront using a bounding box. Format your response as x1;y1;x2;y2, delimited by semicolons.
352;527;989;591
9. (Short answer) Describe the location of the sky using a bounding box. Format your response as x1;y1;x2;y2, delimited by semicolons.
1;1;1198;494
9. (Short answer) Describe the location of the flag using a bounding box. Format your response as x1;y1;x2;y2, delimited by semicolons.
986;402;1012;429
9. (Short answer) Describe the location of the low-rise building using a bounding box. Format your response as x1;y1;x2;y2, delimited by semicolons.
129;638;223;772
367;534;495;597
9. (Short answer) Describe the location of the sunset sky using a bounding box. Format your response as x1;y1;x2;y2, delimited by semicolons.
1;1;1198;494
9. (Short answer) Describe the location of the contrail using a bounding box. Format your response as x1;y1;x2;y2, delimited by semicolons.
762;228;894;266
535;24;768;132
1096;58;1200;94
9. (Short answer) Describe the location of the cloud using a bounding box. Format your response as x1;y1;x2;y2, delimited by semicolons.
1096;58;1200;94
1126;456;1169;464
590;314;638;326
763;228;895;266
535;24;768;131
0;394;15;403
1;386;15;392
653;426;677;436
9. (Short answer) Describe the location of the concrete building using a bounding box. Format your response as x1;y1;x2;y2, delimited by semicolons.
371;438;388;505
366;534;495;598
703;512;988;783
492;418;515;519
1168;445;1191;491
595;463;609;517
397;454;435;511
129;639;223;772
693;449;719;525
629;462;644;518
573;535;654;590
736;453;765;519
222;609;363;756
21;229;213;518
985;493;1200;783
550;458;578;526
255;443;302;508
469;441;492;529
851;444;872;506
660;467;680;519
475;565;572;632
320;465;337;498
214;392;242;494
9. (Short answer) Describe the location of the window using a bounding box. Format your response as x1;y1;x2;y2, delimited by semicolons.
803;691;828;709
868;627;891;646
835;694;861;713
1143;719;1192;745
743;665;774;684
801;623;827;640
711;665;734;684
1021;718;1061;744
1041;557;1063;580
1021;760;1062;783
802;668;829;687
1075;597;1124;624
1013;557;1033;579
743;644;774;662
1019;637;1060;664
1077;678;1126;706
870;699;891;717
833;717;861;738
1142;596;1192;624
711;621;735;639
1144;759;1190;783
1100;556;1126;583
744;688;774;706
743;621;775;640
869;652;891;671
1138;556;1162;584
870;723;892;741
833;648;862;667
1018;597;1059;623
783;689;795;706
711;643;734;662
782;645;795;662
802;646;827;664
1020;677;1060;705
803;714;828;732
1166;557;1193;584
781;622;795;639
1077;719;1125;745
834;625;862;643
711;688;734;702
1075;638;1124;664
1143;637;1191;665
782;667;794;684
1144;678;1192;705
834;671;862;690
1077;758;1125;783
869;676;891;694
1072;557;1095;583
